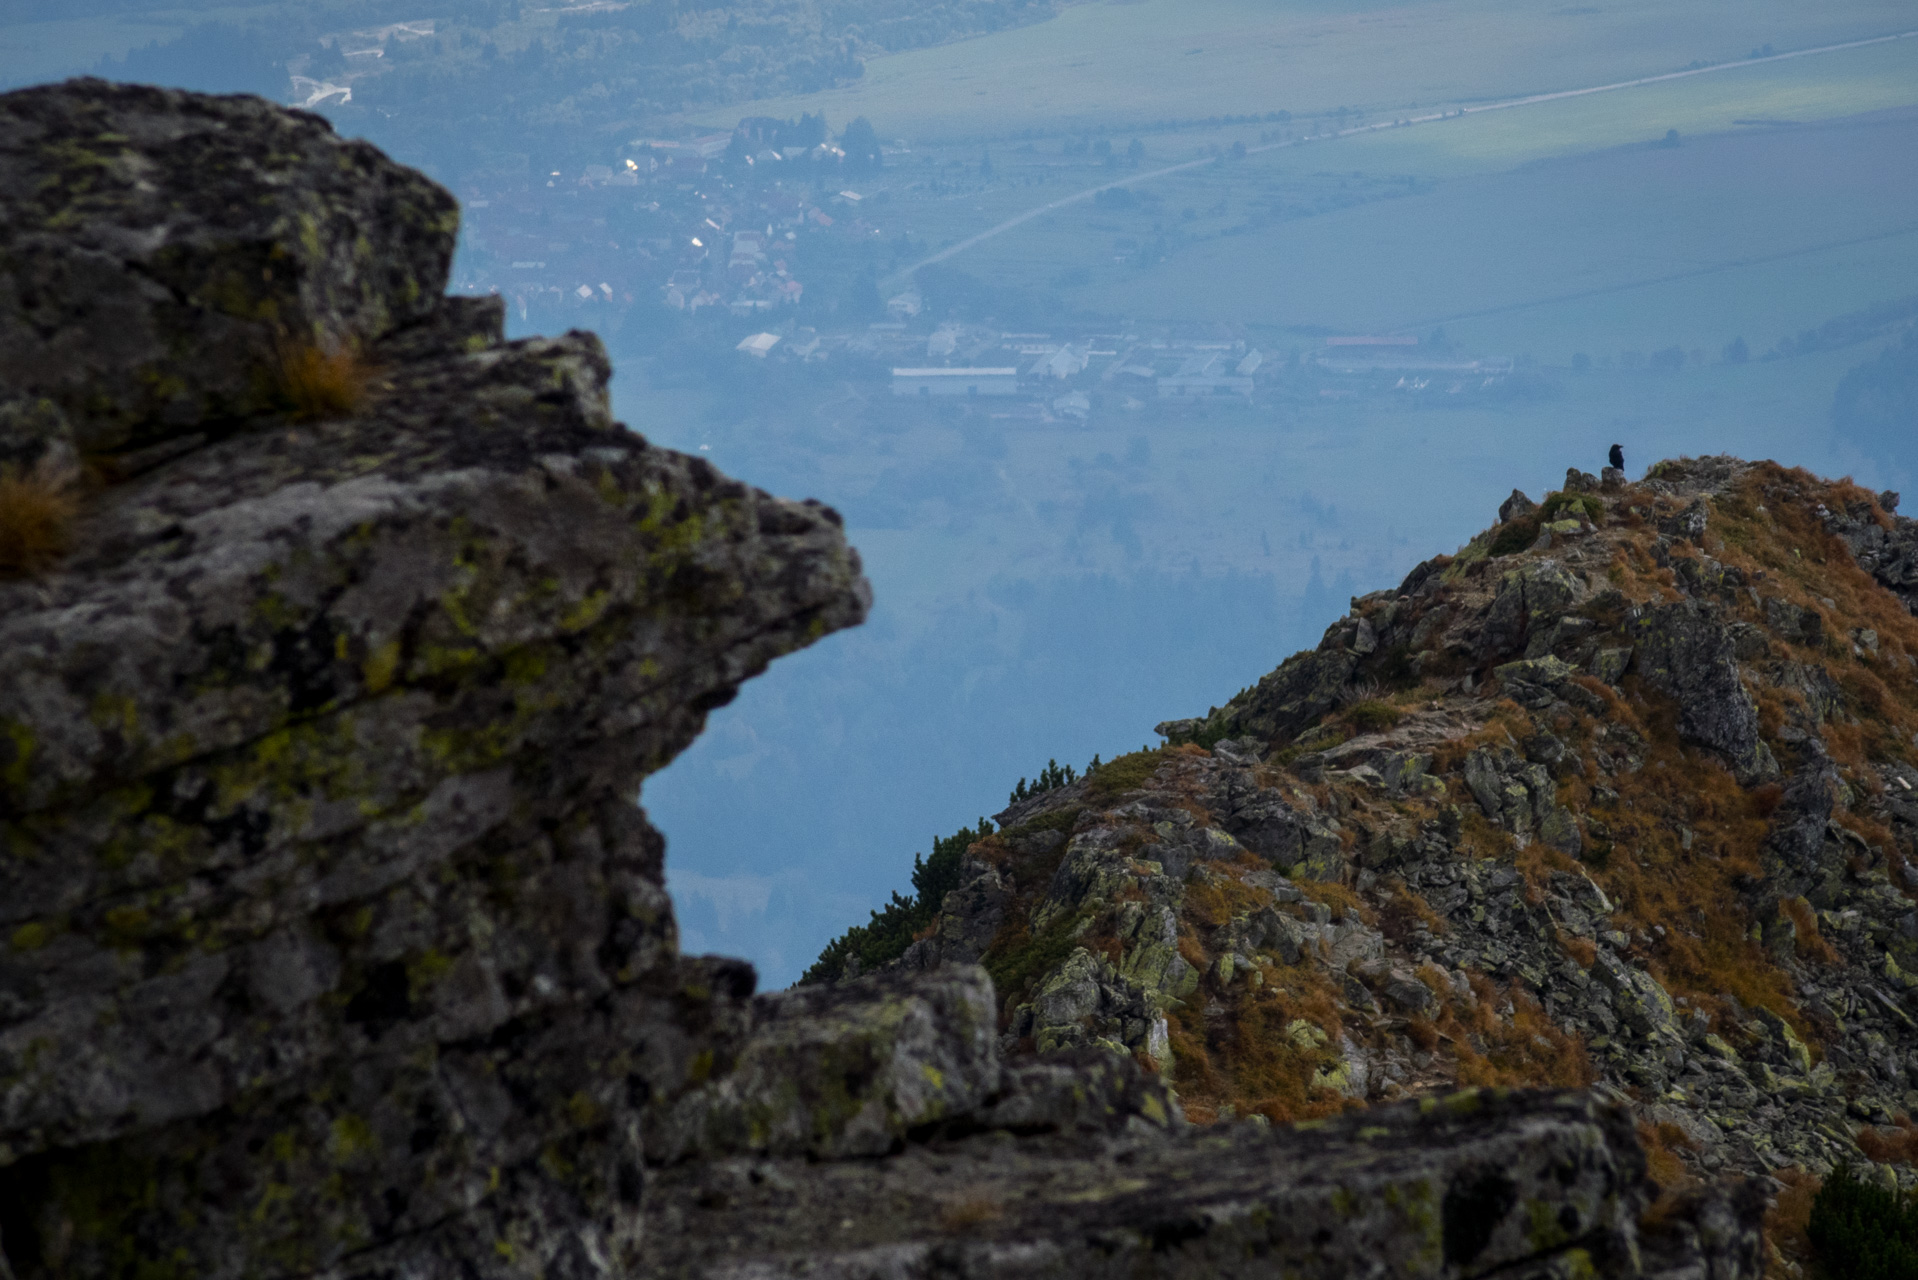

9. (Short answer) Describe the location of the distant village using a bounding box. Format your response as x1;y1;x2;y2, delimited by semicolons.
727;320;1519;421
448;116;1517;418
452;115;888;325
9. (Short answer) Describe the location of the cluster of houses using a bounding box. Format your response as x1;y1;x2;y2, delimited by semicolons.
724;321;1291;421
448;126;885;325
1311;335;1515;395
727;321;1515;420
885;332;1270;410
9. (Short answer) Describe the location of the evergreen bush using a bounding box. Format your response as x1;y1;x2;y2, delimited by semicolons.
801;818;993;983
1807;1164;1918;1280
1009;758;1077;804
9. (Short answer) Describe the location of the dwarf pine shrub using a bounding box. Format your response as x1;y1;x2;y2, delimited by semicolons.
1008;758;1077;805
802;818;994;983
1807;1164;1918;1280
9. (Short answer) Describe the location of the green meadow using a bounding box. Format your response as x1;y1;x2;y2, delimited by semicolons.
824;23;1918;387
1066;106;1918;356
699;0;1916;143
0;6;279;89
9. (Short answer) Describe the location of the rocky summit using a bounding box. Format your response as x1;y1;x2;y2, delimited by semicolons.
0;79;1847;1279
818;455;1918;1274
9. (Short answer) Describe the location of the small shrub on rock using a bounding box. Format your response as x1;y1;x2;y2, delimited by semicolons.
276;340;370;421
1488;517;1539;556
0;456;79;578
1344;700;1403;733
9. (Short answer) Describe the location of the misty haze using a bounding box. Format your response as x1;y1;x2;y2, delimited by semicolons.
6;6;1918;1271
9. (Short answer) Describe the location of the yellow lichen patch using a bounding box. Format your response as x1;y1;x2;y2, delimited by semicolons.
361;639;402;694
10;921;52;952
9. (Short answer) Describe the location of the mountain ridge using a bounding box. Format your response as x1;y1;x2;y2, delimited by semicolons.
815;454;1918;1266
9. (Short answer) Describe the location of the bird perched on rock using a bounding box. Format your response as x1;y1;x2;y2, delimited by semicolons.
1608;443;1624;470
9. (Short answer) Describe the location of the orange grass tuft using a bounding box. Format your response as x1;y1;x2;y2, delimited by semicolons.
1449;977;1594;1089
1780;897;1840;965
1765;1167;1820;1276
1637;1121;1695;1192
1855;1115;1918;1165
276;339;371;421
0;456;81;578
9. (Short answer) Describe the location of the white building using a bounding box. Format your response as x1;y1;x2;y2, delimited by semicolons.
891;367;1019;397
1028;343;1088;379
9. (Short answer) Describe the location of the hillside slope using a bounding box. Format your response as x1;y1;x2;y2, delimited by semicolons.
818;456;1918;1212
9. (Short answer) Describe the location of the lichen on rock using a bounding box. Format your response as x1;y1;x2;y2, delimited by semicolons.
0;79;870;1279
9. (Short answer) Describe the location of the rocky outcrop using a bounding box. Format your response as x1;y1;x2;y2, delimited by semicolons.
1628;600;1778;783
0;81;871;1279
646;966;1003;1161
639;1088;1755;1279
833;454;1918;1279
0;80;459;467
1821;491;1918;615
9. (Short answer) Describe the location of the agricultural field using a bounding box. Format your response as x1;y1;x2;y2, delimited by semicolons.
1070;104;1918;356
819;31;1918;380
701;0;1916;143
0;5;278;90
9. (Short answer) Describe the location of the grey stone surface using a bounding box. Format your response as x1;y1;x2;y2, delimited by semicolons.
1628;600;1778;783
0;82;870;1280
1499;488;1539;523
0;80;459;464
647;967;1002;1161
639;1089;1762;1279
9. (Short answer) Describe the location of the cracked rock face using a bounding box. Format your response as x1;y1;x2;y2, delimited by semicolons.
0;82;869;1279
0;79;459;465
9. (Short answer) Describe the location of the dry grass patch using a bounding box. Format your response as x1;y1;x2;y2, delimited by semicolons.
1780;896;1841;965
276;338;372;422
1295;879;1372;925
1765;1167;1820;1276
1171;961;1354;1127
0;455;81;578
1447;977;1593;1090
939;1191;1002;1232
1855;1115;1918;1165
1637;1120;1696;1192
1575;682;1807;1036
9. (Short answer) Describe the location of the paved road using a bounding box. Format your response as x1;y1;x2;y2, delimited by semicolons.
884;28;1918;290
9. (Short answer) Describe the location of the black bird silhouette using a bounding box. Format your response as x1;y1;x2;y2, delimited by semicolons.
1609;443;1624;470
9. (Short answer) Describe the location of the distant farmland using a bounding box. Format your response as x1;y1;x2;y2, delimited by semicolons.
1064;104;1918;362
697;0;1915;143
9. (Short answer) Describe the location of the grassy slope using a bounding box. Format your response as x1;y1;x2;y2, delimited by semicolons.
694;0;1916;141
